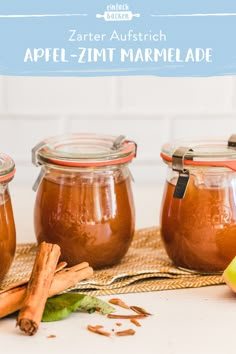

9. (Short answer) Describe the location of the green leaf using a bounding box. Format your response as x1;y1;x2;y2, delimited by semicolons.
42;293;115;322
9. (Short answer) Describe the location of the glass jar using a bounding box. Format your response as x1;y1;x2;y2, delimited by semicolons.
32;133;137;269
0;154;16;283
160;135;236;273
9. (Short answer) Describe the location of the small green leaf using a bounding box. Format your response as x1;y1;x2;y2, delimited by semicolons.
42;293;115;322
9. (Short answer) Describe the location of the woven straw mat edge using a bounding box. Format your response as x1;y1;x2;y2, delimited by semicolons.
0;227;225;295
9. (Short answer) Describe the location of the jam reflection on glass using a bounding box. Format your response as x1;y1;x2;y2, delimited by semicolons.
160;174;236;273
0;187;16;283
34;168;135;269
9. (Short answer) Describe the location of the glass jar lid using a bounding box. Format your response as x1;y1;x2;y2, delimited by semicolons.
161;136;236;172
0;153;15;182
32;133;137;167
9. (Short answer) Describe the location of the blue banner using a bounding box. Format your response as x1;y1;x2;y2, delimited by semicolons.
0;0;235;77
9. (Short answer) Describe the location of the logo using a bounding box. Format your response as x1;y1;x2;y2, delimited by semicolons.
193;204;232;227
96;3;140;22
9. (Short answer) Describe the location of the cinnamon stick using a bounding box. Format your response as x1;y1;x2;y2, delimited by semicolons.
115;329;136;336
0;261;93;319
50;262;93;294
0;261;67;318
0;285;26;318
0;261;67;295
87;325;111;337
107;313;147;320
130;318;141;327
108;298;130;309
130;305;152;316
16;242;61;335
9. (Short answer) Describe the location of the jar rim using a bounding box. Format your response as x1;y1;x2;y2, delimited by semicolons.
32;133;137;167
161;138;236;171
0;153;15;182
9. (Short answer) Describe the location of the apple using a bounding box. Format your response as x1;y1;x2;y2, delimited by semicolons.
223;257;236;292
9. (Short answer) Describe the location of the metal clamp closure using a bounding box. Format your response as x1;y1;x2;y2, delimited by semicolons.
32;140;46;167
32;140;47;192
228;134;236;148
111;135;137;158
172;146;193;199
32;166;46;192
111;135;126;150
131;140;138;158
172;146;192;172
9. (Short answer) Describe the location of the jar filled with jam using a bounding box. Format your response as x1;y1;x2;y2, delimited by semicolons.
0;154;16;283
32;133;137;269
160;135;236;273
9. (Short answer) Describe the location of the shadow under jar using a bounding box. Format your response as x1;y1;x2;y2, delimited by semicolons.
32;133;137;269
0;154;16;283
160;135;236;274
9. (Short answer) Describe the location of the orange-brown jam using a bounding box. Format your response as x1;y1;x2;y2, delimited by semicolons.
0;188;16;282
34;170;135;269
160;176;236;273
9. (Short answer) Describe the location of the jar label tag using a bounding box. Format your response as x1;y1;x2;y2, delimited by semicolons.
173;172;190;199
228;134;236;148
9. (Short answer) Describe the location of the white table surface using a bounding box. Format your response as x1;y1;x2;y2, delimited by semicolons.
1;182;234;354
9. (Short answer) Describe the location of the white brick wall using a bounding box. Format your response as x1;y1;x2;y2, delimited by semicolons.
0;76;7;113
0;75;236;188
118;76;235;115
5;77;115;114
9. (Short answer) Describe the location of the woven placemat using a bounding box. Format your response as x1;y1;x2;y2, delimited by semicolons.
0;227;225;295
